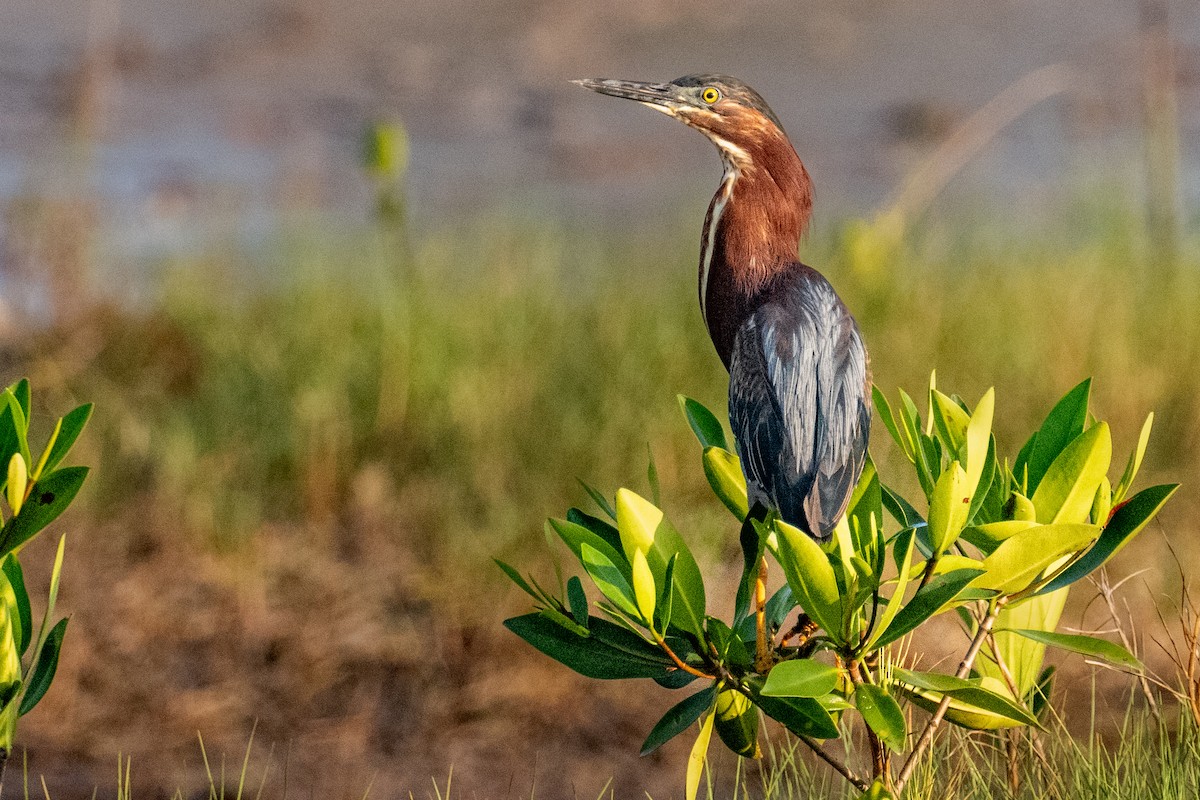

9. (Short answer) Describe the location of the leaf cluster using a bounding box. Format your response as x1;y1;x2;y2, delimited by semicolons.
500;377;1174;798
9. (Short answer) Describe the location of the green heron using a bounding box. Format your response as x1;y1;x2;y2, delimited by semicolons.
575;74;870;542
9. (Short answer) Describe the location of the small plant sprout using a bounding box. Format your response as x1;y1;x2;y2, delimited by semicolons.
500;375;1175;798
0;379;92;783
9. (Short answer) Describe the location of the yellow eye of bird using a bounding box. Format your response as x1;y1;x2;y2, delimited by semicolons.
702;87;719;104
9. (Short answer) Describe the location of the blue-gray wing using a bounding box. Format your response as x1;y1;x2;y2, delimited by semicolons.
728;269;870;540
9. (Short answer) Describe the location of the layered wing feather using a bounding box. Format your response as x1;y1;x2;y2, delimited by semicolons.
728;267;870;540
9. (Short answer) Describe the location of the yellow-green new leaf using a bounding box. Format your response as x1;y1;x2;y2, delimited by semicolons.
928;462;970;555
1114;413;1153;504
1031;423;1111;524
771;521;843;638
964;389;995;496
616;489;661;559
930;389;970;455
631;548;656;624
714;687;760;758
702;447;748;521
5;454;26;516
686;712;716;800
978;524;1098;594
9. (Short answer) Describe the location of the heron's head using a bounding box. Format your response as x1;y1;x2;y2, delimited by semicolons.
573;74;789;172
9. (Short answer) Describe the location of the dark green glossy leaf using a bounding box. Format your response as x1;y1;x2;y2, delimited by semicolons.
707;618;751;670
761;659;840;698
881;485;925;532
40;404;93;476
1024;378;1091;494
854;683;906;753
11;380;29;420
750;681;840;740
567;576;590;628
874;569;984;648
872;385;909;459
1037;484;1178;595
1002;629;1143;672
641;686;717;756
0;467;89;558
20;617;67;716
678;395;728;451
1;555;31;656
565;508;624;555
504;613;671;680
656;554;677;633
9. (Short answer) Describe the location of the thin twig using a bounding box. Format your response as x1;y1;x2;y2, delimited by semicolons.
797;735;870;792
895;599;1004;793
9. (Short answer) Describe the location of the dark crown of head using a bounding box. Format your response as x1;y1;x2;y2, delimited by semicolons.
671;74;786;131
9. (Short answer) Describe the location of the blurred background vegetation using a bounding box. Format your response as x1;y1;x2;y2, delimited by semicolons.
0;0;1198;796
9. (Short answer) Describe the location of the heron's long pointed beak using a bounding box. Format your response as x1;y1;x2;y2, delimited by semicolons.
572;78;685;114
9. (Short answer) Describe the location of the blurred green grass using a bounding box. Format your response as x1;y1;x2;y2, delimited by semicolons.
44;194;1196;568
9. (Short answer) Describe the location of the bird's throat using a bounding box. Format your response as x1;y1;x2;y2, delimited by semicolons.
698;134;813;367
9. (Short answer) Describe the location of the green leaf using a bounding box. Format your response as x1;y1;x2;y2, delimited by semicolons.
678;395;729;451
847;457;883;560
565;508;624;555
930;389;970;455
580;543;639;617
539;605;590;637
1114;413;1153;504
656;554;677;633
0;467;88;559
649;517;707;639
860;779;898;800
578;480;616;521
647;447;662;507
1;556;31;656
686;711;716;800
641;686;717;756
706;618;752;670
566;576;590;628
894;669;1039;727
927;462;971;555
494;559;543;601
1031;422;1111;524
504;613;671;680
39;404;93;477
1001;629;1143;672
960;520;1038;554
978;523;1098;595
872;385;910;459
19;617;67;716
1024;378;1091;494
11;380;29;421
714;687;760;757
702;447;748;521
1038;484;1178;595
868;527;917;648
881;485;924;529
874;568;984;648
771;520;843;639
750;682;840;740
548;518;627;578
854;683;906;752
1;391;31;474
761;659;841;698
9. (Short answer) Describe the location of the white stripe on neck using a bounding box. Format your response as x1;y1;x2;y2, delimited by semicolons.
699;158;740;319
